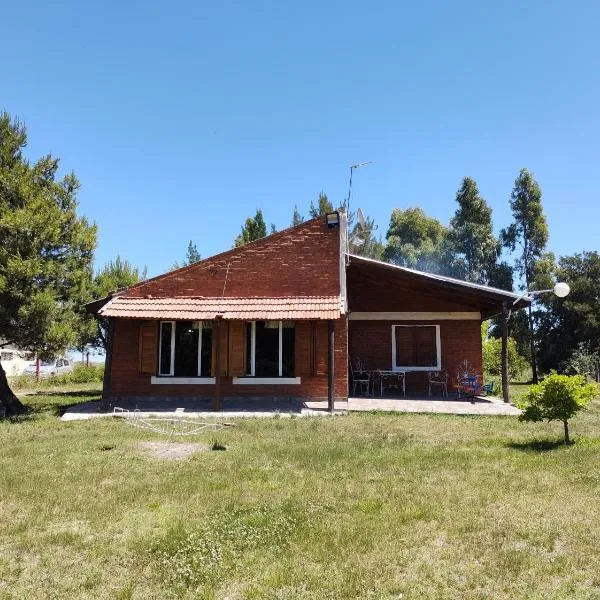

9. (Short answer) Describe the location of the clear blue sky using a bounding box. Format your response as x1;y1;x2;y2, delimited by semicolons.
3;0;600;277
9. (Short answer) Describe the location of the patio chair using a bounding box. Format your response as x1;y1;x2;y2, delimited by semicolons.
374;370;406;398
427;370;448;397
349;359;371;396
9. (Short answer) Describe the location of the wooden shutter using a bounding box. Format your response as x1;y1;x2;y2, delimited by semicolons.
228;321;246;377
415;327;436;366
211;321;229;376
394;327;415;367
295;321;313;376
138;321;157;375
313;321;329;375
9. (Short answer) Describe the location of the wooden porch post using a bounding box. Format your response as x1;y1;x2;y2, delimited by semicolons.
501;302;510;404
100;317;115;412
328;319;335;413
213;316;222;411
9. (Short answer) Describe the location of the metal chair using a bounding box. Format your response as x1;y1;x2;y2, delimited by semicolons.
428;370;448;397
349;359;371;396
375;370;406;397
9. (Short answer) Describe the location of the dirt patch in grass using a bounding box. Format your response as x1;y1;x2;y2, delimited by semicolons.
137;441;208;460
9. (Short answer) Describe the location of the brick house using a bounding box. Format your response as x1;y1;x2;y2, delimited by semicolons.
88;213;526;408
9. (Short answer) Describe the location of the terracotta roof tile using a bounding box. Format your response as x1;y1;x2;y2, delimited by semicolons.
98;296;341;320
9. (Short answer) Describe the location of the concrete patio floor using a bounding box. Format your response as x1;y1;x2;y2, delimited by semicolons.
61;394;520;420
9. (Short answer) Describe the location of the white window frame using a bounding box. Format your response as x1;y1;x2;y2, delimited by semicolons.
157;320;212;378
391;324;441;372
245;320;292;378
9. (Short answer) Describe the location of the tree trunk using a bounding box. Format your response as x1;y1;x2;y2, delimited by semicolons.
501;302;510;403
563;420;570;445
100;318;115;412
527;304;538;383
0;360;27;417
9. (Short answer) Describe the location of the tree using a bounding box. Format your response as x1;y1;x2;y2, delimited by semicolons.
234;209;269;247
348;213;384;260
0;112;97;415
383;207;451;274
308;192;334;218
482;322;527;380
448;177;500;284
537;251;600;374
172;240;201;269
83;256;146;351
501;168;549;382
518;373;596;444
292;205;304;226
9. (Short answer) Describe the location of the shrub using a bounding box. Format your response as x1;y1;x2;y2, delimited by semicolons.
482;336;527;380
518;373;597;444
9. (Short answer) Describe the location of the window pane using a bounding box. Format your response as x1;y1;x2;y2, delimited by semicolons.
394;327;415;367
201;322;212;377
282;322;295;377
415;327;436;366
160;322;173;374
395;326;437;367
174;321;199;377
255;320;279;377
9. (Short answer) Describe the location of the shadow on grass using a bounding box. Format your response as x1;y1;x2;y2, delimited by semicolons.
18;390;101;418
507;439;568;452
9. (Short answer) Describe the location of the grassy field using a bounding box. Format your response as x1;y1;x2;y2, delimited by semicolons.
1;386;599;599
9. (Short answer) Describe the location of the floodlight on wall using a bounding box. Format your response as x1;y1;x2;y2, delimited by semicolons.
326;212;340;229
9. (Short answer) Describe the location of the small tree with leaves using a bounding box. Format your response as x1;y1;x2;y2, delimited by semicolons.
234;209;273;247
518;373;597;444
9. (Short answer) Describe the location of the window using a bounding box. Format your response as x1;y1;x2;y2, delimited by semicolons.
1;352;14;361
158;320;212;377
245;320;295;377
392;325;440;371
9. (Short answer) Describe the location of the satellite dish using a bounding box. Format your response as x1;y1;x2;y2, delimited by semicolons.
357;207;366;229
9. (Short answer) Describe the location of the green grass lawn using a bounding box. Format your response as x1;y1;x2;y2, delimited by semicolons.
1;386;600;599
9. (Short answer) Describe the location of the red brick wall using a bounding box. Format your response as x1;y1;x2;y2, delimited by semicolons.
123;217;341;299
348;319;482;393
110;317;348;401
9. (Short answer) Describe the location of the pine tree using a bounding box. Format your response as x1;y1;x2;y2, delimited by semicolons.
172;240;201;269
234;209;268;247
308;192;334;218
292;205;304;226
0;112;97;415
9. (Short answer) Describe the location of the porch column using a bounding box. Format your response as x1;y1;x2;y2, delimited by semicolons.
100;317;115;412
213;316;222;411
328;319;335;413
501;302;510;403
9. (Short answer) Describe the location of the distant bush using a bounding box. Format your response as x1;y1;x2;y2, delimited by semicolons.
66;363;105;384
483;336;528;380
9;363;104;390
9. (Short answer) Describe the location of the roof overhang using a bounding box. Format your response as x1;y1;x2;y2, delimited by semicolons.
93;295;342;321
347;254;531;318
